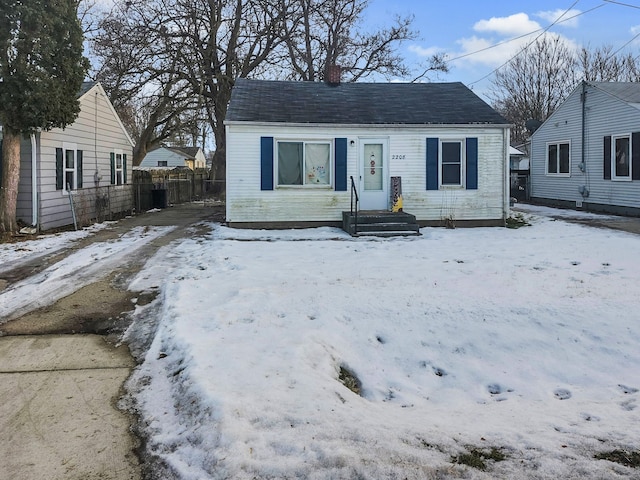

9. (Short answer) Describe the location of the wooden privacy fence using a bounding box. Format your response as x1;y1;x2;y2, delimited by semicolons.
132;167;214;212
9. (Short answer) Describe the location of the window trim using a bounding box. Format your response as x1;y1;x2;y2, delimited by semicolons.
545;140;571;177
439;139;465;188
275;139;333;188
612;133;632;181
62;142;79;193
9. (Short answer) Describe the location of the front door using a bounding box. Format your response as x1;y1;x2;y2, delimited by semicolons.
359;139;388;210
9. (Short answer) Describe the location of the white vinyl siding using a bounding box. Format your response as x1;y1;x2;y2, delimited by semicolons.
16;83;134;231
531;83;640;211
226;123;508;224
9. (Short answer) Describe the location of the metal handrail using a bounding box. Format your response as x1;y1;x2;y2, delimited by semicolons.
350;176;359;235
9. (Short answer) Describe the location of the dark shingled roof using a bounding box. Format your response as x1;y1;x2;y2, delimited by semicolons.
226;78;508;125
79;81;97;96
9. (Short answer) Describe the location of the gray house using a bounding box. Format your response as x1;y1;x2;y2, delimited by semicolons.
225;77;511;229
530;82;640;215
0;81;134;231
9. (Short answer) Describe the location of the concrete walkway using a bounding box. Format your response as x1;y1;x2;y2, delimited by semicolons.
0;335;138;480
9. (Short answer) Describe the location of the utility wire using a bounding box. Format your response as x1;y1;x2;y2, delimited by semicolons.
467;0;583;87
602;0;640;9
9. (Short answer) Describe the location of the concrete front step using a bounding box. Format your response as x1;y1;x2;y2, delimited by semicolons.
342;211;421;237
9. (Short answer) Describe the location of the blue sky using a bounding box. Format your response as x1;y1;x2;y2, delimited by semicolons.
365;0;640;98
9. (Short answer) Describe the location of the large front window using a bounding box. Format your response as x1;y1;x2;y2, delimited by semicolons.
613;135;631;180
277;141;331;186
547;141;570;175
441;140;463;186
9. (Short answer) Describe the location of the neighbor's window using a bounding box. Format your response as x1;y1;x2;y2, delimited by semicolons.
547;141;570;175
277;141;331;186
613;135;631;180
56;143;82;191
65;149;76;190
441;140;463;186
158;160;168;167
115;153;124;185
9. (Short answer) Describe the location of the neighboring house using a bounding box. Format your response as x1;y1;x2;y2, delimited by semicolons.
530;81;640;215
225;76;511;228
139;145;206;170
509;146;529;202
0;81;134;231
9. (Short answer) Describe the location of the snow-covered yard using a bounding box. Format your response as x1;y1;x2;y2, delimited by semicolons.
124;206;640;479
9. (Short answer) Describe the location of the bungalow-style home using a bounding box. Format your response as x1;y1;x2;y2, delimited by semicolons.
0;81;134;231
530;81;640;215
139;145;206;170
224;74;511;231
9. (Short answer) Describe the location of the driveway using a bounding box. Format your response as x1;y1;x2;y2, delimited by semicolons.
0;201;224;480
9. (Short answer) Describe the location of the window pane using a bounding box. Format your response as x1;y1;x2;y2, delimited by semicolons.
66;150;74;169
116;154;123;168
548;144;557;173
278;142;303;185
65;172;74;190
441;142;461;185
363;143;383;191
442;142;461;163
615;137;630;177
116;171;123;186
559;143;570;173
304;143;330;185
442;164;461;184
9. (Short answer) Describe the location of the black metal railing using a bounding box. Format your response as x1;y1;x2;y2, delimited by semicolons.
350;175;359;235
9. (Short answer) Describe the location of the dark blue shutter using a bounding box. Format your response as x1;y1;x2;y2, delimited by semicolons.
466;137;478;190
77;150;83;188
56;148;64;190
0;140;3;186
604;136;611;180
260;137;274;190
632;132;640;180
110;152;115;184
426;138;439;190
334;138;347;191
123;153;128;183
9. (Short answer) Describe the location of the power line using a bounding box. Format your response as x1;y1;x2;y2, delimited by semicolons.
602;0;640;9
467;0;583;87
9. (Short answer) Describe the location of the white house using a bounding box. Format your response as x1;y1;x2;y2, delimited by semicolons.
139;146;206;170
224;76;511;230
530;81;640;215
1;82;135;231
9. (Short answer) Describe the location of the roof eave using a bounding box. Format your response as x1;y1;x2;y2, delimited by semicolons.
225;120;511;129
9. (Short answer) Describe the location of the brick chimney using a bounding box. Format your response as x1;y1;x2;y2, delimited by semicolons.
325;65;341;86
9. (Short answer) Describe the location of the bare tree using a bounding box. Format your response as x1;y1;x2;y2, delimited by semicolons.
579;45;640;82
279;0;429;82
489;36;577;145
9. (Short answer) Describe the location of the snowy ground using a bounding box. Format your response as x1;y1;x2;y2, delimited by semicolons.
120;206;640;479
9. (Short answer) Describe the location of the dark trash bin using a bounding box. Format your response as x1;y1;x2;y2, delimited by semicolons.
151;189;168;208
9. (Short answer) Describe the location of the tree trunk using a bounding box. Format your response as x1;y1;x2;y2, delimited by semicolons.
0;128;22;233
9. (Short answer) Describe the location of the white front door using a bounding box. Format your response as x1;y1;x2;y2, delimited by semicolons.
359;139;388;210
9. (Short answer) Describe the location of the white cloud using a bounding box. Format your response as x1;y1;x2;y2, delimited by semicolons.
407;45;442;57
535;9;582;28
473;13;541;36
631;24;640;35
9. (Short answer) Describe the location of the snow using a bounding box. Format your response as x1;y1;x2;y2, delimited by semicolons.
123;209;640;479
0;225;174;321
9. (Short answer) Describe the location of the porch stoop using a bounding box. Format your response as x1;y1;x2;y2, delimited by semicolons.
342;210;421;237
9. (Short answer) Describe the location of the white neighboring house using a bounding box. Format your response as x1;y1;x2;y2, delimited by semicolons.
224;76;511;228
0;81;134;231
530;81;640;215
139;146;206;170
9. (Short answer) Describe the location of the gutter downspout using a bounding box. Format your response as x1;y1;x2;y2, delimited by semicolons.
504;127;510;223
30;133;38;227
